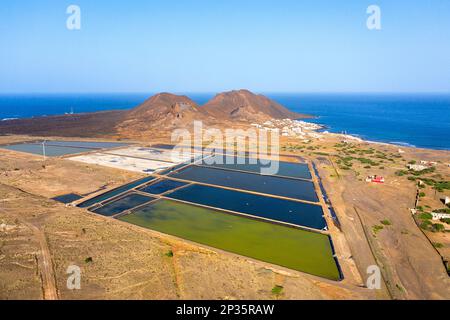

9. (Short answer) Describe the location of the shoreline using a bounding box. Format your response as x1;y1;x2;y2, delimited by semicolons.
1;110;449;153
302;118;450;152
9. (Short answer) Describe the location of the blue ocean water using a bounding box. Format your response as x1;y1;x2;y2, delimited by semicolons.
0;94;150;119
269;94;450;150
0;93;449;150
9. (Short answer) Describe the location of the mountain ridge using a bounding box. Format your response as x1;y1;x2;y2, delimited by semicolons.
202;89;304;122
0;90;310;137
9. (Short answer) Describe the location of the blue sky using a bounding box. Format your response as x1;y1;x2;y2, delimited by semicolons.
1;0;449;93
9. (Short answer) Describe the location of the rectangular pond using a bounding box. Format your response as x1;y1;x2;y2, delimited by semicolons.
119;199;340;280
150;144;176;150
138;179;188;195
0;143;96;157
52;193;82;204
198;156;312;180
91;192;155;216
168;166;319;202
77;176;156;208
39;140;130;149
166;184;326;230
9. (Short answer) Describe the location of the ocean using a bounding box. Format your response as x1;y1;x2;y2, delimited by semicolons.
271;93;450;150
0;93;449;150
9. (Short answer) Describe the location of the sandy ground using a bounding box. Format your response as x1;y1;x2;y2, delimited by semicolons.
0;149;143;199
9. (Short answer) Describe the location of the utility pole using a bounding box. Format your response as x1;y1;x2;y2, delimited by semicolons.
42;140;47;161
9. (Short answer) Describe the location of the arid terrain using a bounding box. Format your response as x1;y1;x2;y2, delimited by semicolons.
0;136;373;300
0;91;449;300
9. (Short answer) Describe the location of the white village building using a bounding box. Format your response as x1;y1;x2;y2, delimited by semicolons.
432;212;450;221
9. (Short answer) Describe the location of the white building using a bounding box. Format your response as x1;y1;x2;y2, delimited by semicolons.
420;160;437;166
407;164;428;171
432;212;450;221
444;196;450;205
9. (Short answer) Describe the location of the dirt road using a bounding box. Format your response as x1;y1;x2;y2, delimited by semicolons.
327;172;450;299
1;208;58;300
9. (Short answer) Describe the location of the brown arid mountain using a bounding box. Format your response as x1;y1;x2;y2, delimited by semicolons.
116;92;214;138
125;93;202;122
0;90;307;138
202;89;306;123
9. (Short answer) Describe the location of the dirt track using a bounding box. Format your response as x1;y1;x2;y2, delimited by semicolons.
23;219;58;300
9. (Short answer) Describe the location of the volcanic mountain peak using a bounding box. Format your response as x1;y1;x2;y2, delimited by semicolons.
127;92;199;118
117;92;207;134
202;89;303;122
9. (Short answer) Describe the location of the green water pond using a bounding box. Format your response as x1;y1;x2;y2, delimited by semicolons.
119;199;340;280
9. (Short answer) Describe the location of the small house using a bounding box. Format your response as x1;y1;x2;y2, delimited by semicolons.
407;164;428;171
443;196;450;205
432;212;450;221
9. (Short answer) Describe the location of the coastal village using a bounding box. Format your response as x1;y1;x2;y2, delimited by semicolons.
251;118;325;140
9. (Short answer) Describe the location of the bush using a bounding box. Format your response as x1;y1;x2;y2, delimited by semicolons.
432;223;445;233
272;285;284;295
434;181;450;192
380;219;392;226
419;192;426;197
85;257;93;263
357;158;379;166
433;242;444;249
420;220;432;230
440;218;450;224
434;208;450;214
372;225;384;234
165;250;174;258
421;178;436;186
419;212;433;220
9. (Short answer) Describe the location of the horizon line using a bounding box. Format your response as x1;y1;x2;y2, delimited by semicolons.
1;91;450;95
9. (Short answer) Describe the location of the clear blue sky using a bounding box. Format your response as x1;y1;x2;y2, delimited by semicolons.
1;0;449;93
